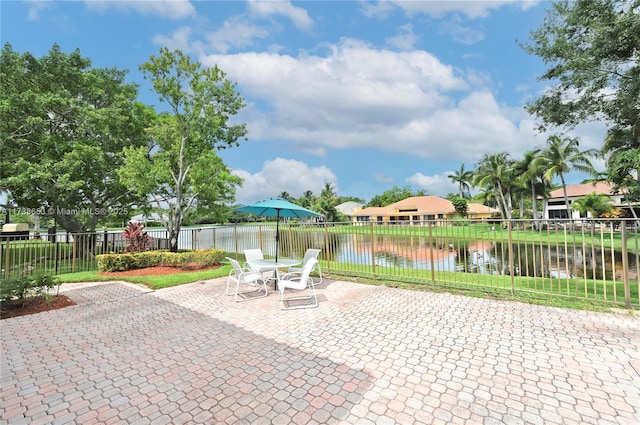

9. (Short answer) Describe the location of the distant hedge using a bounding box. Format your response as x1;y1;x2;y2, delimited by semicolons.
96;249;225;272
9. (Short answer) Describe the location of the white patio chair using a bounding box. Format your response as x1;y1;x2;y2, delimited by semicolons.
278;258;318;310
243;248;275;280
226;257;267;302
287;248;322;286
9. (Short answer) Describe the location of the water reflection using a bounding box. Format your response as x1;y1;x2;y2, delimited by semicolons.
327;234;635;280
196;226;635;280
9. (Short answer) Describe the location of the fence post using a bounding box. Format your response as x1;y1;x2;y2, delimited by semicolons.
369;222;375;276
621;223;631;309
428;222;435;283
55;240;59;275
507;220;515;296
103;229;108;253
233;225;239;257
3;238;9;279
72;234;77;273
192;229;197;251
323;222;330;272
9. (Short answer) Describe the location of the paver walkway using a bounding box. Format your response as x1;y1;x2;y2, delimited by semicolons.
1;278;639;424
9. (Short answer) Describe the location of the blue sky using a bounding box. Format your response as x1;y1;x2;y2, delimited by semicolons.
2;0;607;205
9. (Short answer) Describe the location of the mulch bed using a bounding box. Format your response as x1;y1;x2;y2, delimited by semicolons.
1;295;77;320
98;264;220;277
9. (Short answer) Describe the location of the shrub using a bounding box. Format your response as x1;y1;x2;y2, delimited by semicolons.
133;251;164;268
0;274;60;306
97;253;136;271
96;249;224;272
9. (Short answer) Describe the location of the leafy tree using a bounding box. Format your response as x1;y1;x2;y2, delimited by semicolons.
522;0;639;214
119;48;246;252
603;129;640;220
533;135;598;219
0;43;150;235
447;164;473;198
337;195;366;205
367;186;425;207
447;195;468;218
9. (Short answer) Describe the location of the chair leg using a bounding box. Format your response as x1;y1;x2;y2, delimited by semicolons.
235;280;268;302
225;277;233;295
280;280;318;310
310;266;323;287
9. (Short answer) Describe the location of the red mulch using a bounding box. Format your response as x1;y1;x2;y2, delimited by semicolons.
98;264;220;277
1;295;77;320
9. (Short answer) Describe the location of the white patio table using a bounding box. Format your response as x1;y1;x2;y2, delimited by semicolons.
249;258;301;289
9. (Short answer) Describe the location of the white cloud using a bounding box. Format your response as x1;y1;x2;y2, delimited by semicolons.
232;158;337;204
84;0;196;19
152;26;199;53
439;16;485;45
360;0;396;19
406;172;457;197
375;174;395;184
202;41;553;166
205;16;270;54
375;0;540;19
248;0;313;31
203;39;467;133
385;23;418;51
25;0;53;21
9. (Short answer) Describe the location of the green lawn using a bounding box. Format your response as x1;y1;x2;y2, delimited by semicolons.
57;264;231;289
54;258;640;313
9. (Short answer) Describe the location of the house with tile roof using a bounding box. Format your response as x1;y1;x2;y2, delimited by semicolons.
543;181;637;219
350;196;500;225
336;201;363;217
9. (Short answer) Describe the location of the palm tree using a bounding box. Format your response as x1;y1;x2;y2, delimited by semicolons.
534;135;598;219
448;164;473;198
320;182;337;201
317;183;340;222
473;152;513;219
279;191;293;202
299;190;315;208
512;149;546;222
571;192;613;219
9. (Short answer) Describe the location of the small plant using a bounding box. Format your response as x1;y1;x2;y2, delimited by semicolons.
0;274;60;307
123;221;152;252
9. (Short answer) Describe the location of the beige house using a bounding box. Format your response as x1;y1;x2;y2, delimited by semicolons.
351;196;500;225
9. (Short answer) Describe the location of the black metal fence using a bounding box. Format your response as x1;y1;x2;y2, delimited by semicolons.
2;219;638;308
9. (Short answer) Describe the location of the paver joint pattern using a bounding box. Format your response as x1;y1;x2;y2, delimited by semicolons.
1;277;639;424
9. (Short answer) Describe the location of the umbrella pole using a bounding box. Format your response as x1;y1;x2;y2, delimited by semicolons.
275;210;280;262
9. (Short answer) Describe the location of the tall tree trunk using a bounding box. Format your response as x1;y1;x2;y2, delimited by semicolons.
560;173;571;219
496;182;511;219
531;182;539;230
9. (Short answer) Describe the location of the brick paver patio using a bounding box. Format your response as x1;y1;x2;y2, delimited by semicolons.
1;277;639;424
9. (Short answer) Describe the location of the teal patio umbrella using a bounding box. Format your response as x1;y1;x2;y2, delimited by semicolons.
235;198;323;261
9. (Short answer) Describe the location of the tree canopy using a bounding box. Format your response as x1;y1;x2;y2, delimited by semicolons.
119;48;246;251
0;43;151;233
367;186;426;207
522;0;639;206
